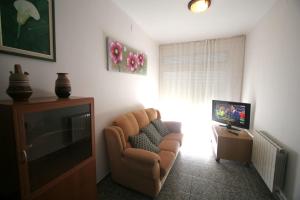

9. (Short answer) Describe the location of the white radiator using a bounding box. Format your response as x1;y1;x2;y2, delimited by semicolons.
252;130;287;193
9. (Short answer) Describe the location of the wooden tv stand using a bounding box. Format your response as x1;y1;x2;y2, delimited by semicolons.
211;125;253;164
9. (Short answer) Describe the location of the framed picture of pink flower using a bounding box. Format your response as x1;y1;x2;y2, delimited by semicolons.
106;37;147;75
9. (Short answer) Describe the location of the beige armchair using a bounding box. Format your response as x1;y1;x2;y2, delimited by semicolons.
104;108;183;197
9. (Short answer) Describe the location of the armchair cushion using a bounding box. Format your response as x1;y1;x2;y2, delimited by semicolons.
123;148;160;165
113;113;139;141
163;133;184;146
159;140;180;154
145;108;158;121
163;121;182;133
132;109;150;129
141;124;162;146
129;133;160;153
152;119;170;136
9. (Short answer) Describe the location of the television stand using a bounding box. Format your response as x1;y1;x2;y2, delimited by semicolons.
211;125;253;164
220;124;241;131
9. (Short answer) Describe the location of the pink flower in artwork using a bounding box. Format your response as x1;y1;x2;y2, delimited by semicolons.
127;52;138;71
110;41;123;64
137;53;145;66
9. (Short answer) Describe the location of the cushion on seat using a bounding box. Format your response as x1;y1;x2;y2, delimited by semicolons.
145;108;158;121
158;151;175;178
129;133;160;153
141;124;162;146
113;113;139;141
132;109;150;129
151;119;170;137
163;133;184;146
159;140;180;154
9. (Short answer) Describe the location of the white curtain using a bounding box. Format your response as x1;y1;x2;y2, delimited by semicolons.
159;36;245;135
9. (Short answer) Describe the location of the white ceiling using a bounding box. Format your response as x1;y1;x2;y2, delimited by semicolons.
111;0;277;44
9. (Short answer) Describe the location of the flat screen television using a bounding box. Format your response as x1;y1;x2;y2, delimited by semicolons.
212;100;251;130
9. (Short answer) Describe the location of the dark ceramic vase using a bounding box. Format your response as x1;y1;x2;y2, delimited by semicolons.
55;73;71;98
6;64;33;101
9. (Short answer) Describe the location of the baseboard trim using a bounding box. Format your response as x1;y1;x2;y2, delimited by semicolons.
274;189;287;200
97;172;110;184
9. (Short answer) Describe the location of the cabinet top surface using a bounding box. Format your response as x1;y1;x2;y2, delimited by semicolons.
0;96;93;106
212;125;252;140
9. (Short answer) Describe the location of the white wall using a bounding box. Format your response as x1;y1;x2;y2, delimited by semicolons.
0;0;159;183
242;0;300;199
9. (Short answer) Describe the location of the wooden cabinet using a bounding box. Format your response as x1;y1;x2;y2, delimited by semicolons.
0;97;97;200
211;125;253;164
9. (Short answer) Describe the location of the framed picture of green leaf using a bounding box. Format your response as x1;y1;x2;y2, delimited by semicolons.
0;0;56;61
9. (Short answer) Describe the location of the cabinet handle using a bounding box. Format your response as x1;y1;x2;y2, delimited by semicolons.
22;150;28;163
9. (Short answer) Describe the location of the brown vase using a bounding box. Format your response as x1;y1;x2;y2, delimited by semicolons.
6;64;33;101
55;73;71;98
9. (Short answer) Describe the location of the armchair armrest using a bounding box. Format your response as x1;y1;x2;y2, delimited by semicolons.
122;148;161;180
163;121;182;133
122;148;160;165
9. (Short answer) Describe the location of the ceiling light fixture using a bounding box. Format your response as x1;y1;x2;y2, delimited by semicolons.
188;0;211;13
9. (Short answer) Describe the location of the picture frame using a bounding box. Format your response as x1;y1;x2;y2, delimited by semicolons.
0;0;56;61
106;37;147;75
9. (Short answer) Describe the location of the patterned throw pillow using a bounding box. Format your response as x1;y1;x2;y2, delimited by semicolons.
129;133;160;153
151;119;170;137
141;123;162;146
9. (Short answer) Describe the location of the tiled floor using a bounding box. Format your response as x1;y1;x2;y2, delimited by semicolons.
98;129;275;200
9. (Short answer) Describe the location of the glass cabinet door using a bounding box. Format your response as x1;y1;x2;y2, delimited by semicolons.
24;104;92;192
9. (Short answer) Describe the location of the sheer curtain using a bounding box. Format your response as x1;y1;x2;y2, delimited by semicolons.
159;36;245;140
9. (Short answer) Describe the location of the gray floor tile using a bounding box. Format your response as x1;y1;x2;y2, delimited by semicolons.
155;191;190;200
98;142;275;200
162;173;193;194
190;192;222;200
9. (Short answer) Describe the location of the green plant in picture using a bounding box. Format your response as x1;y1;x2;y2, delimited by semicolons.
0;0;52;56
14;0;40;39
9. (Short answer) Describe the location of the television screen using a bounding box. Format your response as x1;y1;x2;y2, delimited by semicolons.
212;100;251;129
